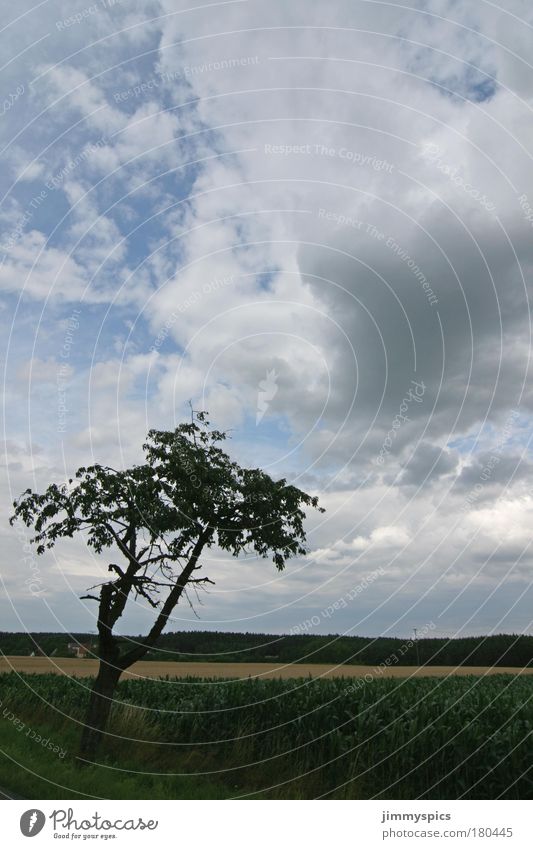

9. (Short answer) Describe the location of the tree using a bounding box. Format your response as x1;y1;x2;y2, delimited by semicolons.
10;412;324;760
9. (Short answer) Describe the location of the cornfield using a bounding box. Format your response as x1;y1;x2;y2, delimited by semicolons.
1;672;532;798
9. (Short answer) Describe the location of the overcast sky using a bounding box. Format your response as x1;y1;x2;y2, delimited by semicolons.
1;0;533;642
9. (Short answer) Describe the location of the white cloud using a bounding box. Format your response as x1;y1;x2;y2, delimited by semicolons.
1;0;533;636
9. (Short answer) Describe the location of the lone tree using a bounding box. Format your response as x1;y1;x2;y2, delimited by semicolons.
11;412;323;760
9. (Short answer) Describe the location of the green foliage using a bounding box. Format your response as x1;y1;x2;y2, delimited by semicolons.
10;414;323;606
142;415;324;567
2;672;532;799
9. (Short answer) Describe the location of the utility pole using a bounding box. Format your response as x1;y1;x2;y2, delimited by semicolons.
413;628;420;666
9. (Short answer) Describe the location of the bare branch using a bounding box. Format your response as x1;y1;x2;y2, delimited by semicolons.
183;587;201;619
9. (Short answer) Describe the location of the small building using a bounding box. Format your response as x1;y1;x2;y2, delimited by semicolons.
67;642;92;658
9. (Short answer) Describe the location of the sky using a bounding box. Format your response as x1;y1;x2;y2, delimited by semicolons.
1;0;533;641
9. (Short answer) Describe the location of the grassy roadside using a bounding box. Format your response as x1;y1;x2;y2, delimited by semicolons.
0;713;327;800
0;698;350;800
0;717;229;799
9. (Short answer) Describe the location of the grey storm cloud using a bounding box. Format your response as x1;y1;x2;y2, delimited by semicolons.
456;453;533;490
396;442;459;488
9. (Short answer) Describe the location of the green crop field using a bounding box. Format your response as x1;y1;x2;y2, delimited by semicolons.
0;672;532;799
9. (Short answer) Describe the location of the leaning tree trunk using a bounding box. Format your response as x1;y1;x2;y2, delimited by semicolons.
78;660;122;762
78;533;211;762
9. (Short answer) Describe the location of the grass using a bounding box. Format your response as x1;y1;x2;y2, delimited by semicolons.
0;711;337;800
0;713;228;799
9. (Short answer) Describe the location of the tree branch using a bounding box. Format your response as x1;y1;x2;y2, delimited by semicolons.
118;529;211;669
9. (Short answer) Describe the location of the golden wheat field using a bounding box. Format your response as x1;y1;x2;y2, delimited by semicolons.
1;656;532;680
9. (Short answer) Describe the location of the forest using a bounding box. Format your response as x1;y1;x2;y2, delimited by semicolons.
1;630;532;667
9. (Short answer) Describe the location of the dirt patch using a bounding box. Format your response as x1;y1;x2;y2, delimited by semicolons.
1;656;532;680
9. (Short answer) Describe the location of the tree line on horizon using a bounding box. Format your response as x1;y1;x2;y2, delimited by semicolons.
2;629;532;668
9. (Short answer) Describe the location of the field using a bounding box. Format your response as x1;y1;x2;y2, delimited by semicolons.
2;655;533;679
1;667;532;799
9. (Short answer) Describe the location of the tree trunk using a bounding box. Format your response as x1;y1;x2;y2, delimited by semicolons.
78;661;122;762
77;532;211;762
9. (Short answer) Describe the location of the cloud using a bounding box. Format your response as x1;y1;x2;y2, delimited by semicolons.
1;0;533;637
0;231;88;300
396;441;458;487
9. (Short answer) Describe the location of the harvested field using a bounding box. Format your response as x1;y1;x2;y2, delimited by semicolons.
1;655;532;680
